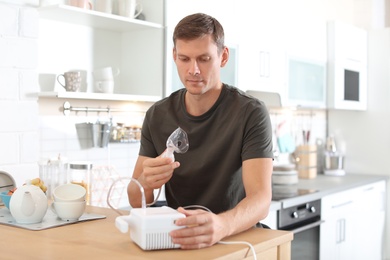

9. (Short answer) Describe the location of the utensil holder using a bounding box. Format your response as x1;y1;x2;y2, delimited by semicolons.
91;122;112;148
294;145;317;179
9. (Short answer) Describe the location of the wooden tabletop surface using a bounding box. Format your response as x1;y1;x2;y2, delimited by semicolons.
0;205;293;259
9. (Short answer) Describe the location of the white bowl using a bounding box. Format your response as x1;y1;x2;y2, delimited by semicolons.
51;200;86;221
53;183;86;202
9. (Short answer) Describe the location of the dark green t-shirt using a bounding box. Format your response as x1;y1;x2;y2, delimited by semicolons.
139;84;273;214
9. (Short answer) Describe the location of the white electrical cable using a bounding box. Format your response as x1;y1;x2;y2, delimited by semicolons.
218;240;257;260
107;176;146;215
183;205;257;260
147;186;162;207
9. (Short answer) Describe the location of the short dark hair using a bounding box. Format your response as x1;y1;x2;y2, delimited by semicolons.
173;13;225;53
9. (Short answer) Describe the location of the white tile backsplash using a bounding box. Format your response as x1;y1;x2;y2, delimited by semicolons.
0;69;19;100
0;101;39;131
19;6;40;38
20;69;39;99
0;3;39;185
0;133;19;164
20;131;40;163
0;4;19;36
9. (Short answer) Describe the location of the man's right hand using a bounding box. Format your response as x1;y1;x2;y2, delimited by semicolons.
138;154;180;190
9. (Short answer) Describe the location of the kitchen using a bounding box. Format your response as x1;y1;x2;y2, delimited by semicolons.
0;0;389;259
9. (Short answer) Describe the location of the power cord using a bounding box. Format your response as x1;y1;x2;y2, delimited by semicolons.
218;240;257;260
107;176;146;215
183;205;257;260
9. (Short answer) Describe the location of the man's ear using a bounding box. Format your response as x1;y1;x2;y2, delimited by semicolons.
220;47;229;68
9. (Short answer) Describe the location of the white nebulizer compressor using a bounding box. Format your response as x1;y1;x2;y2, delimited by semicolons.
115;206;186;250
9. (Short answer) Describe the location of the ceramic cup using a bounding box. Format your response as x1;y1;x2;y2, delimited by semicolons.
53;183;86;202
93;67;120;81
95;80;114;93
68;0;92;9
95;0;112;13
57;71;82;92
51;200;86;221
118;0;142;19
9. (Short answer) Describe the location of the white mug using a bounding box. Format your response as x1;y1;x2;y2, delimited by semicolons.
93;67;120;81
95;0;112;13
95;80;114;93
118;0;142;19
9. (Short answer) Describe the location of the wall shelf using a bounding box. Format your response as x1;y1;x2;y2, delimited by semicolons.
38;4;163;32
38;91;160;102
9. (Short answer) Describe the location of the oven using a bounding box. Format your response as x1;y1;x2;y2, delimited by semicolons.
277;199;323;260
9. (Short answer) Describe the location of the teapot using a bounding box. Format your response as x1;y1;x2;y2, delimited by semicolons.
9;185;48;224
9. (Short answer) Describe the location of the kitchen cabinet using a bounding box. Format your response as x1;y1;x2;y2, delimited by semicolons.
320;180;386;260
327;20;368;111
286;56;327;108
38;1;165;102
261;207;278;229
353;181;386;260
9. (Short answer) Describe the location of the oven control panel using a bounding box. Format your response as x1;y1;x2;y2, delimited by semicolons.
278;199;321;229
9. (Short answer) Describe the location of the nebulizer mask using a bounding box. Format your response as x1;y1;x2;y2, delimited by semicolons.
161;127;189;161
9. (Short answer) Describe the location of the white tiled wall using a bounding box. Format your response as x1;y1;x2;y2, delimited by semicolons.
0;1;40;186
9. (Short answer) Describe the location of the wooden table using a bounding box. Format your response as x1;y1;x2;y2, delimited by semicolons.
0;206;293;259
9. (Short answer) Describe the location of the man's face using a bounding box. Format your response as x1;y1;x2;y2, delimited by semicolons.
173;35;228;96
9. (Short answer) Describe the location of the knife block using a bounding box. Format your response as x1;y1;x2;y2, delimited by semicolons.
294;145;317;179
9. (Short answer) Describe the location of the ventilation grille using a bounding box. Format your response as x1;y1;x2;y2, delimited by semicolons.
145;232;177;250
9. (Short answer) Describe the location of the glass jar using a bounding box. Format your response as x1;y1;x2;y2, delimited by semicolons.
38;155;68;200
69;161;93;204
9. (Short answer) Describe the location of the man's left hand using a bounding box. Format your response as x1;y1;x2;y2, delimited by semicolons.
169;207;229;249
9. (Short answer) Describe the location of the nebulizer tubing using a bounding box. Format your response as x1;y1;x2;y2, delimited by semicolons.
107;176;146;215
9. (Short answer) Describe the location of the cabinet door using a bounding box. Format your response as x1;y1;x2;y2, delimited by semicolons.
319;208;340;260
352;181;386;260
286;57;326;108
327;20;368;110
320;188;357;260
321;181;386;260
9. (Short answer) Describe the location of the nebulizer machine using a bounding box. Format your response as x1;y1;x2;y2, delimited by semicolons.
114;127;189;250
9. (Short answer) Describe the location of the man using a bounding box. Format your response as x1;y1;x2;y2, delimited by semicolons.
127;13;273;249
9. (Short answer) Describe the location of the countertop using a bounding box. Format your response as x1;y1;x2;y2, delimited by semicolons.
0;205;293;260
270;174;388;209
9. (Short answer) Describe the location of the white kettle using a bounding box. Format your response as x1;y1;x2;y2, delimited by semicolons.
9;185;48;224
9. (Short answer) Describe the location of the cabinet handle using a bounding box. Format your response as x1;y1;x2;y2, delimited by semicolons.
336;219;342;243
362;186;374;193
336;218;346;244
290;220;324;234
331;200;353;209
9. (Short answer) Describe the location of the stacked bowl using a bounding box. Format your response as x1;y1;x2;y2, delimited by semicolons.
51;184;87;221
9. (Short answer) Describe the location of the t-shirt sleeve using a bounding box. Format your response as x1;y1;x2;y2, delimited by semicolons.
138;109;159;158
241;99;274;161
